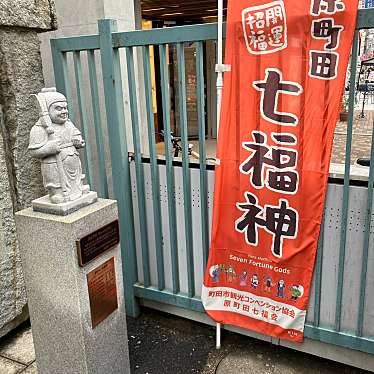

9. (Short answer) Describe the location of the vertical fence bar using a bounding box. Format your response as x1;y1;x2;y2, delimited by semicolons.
112;43;139;287
335;30;359;331
51;41;68;96
98;19;139;317
177;42;195;297
196;41;210;269
313;213;325;327
356;118;374;336
62;52;76;122
159;44;180;294
50;46;76;122
87;50;109;198
126;46;151;288
142;45;165;290
73;51;93;187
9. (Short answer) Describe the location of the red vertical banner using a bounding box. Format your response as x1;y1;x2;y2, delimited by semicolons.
202;0;358;342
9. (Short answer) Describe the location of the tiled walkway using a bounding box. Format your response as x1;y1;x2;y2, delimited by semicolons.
0;322;36;374
332;109;374;164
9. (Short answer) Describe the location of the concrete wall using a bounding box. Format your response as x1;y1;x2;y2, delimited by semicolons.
0;0;56;338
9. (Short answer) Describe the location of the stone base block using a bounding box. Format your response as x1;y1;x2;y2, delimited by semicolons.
15;199;129;374
32;191;98;216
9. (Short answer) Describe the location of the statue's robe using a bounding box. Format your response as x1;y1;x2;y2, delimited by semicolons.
28;120;84;201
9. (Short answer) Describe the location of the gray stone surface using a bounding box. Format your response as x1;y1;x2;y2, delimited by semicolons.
0;307;29;340
15;199;130;374
0;116;27;338
0;27;49;338
32;191;98;216
0;356;26;374
0;0;57;30
0;29;46;208
0;3;56;338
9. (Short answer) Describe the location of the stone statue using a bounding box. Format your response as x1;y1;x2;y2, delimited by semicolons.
29;88;97;215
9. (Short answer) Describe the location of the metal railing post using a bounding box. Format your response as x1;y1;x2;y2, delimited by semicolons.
98;18;140;317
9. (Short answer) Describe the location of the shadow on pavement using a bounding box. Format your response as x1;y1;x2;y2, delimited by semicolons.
127;307;370;374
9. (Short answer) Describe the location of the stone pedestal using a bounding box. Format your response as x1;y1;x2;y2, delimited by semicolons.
15;199;130;374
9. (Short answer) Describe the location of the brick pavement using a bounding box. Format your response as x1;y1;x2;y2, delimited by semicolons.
332;109;374;165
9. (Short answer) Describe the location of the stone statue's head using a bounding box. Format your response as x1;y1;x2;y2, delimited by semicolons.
49;101;68;125
41;88;68;125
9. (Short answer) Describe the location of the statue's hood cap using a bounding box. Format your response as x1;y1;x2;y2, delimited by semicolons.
41;87;67;109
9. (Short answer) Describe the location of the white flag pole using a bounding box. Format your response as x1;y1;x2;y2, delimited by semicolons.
216;322;221;349
216;0;224;137
215;0;224;350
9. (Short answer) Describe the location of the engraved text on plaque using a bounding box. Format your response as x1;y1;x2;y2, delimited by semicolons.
87;257;118;328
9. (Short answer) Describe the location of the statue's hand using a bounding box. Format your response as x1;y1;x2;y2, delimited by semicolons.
48;140;61;154
73;138;85;149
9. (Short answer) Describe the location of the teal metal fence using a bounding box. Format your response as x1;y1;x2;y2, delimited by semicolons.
50;11;374;355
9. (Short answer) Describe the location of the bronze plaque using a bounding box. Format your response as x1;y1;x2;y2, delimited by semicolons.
87;257;118;328
77;220;120;267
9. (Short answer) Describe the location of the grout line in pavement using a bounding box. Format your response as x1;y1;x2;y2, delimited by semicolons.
19;360;36;373
0;353;30;367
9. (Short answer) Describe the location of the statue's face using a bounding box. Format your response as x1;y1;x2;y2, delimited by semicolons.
49;101;68;124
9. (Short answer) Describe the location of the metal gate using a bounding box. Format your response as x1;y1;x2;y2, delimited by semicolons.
51;11;374;358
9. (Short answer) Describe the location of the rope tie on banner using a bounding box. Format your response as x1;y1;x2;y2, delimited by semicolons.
215;64;231;73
